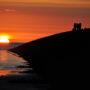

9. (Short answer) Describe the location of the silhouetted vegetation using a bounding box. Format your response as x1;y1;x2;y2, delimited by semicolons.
9;23;90;89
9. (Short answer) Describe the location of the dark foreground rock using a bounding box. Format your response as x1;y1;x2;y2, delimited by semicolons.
9;28;90;89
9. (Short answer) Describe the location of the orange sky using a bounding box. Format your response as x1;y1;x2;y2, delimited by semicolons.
0;0;90;42
0;0;90;4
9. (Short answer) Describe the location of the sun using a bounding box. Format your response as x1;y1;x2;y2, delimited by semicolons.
0;36;10;43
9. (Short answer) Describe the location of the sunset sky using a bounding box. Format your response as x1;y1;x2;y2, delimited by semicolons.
0;0;90;42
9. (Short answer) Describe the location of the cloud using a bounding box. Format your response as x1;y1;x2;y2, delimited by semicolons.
3;9;16;12
0;9;16;13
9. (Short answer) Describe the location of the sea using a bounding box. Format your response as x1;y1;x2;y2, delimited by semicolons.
0;49;49;90
0;50;31;76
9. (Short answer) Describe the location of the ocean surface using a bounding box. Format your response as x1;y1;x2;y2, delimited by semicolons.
0;50;31;76
0;50;49;90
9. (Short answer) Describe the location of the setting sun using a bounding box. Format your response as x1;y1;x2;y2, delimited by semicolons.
0;36;10;43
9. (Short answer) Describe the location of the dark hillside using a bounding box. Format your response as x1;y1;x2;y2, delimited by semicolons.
9;24;90;88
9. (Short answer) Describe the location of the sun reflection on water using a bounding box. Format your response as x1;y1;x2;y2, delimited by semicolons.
0;50;31;76
0;69;29;76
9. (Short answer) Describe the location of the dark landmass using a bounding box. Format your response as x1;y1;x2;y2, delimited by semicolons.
9;24;90;89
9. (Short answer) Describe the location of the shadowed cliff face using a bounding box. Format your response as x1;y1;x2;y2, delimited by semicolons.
9;28;90;88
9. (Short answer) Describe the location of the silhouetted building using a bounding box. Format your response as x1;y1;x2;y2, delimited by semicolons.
73;23;82;31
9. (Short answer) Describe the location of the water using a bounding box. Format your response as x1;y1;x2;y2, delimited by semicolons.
0;50;51;90
0;50;31;76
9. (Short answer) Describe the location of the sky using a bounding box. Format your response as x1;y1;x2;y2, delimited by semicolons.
0;0;90;42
